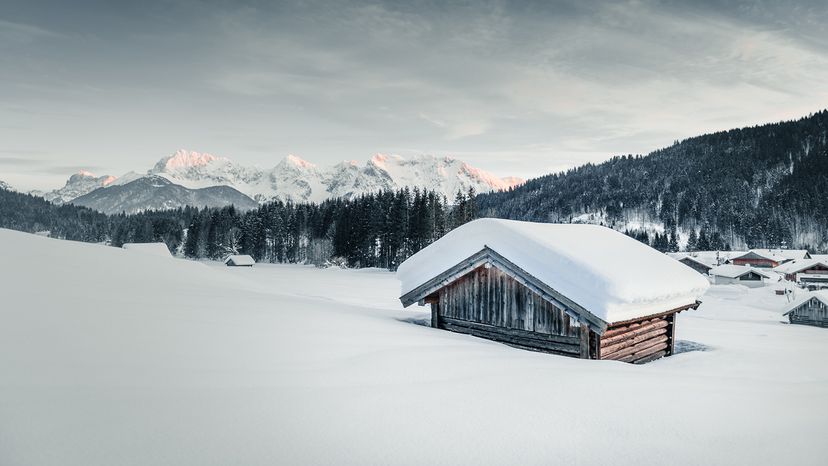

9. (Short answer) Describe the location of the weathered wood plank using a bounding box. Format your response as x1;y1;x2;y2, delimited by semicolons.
442;321;582;355
602;336;669;361
622;342;670;364
579;320;590;359
631;349;667;365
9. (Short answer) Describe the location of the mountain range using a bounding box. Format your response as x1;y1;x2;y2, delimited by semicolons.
37;151;523;214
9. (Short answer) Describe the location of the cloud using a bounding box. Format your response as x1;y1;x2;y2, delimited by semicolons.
0;19;60;44
1;0;828;186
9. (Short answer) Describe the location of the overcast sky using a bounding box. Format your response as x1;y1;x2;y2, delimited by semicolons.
2;0;828;190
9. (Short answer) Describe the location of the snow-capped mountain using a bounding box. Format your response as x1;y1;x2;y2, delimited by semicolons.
149;149;523;203
38;149;523;213
39;171;118;204
70;175;258;215
0;180;13;192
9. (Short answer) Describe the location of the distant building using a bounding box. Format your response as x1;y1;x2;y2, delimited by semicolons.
774;259;828;289
398;219;709;364
667;253;715;275
122;242;172;258
709;264;771;288
731;249;810;268
224;255;255;267
784;291;828;328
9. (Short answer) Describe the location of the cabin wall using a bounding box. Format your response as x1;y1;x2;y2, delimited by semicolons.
595;313;676;364
788;298;828;327
432;266;585;357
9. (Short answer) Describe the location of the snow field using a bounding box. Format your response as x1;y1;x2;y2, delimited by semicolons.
1;228;826;466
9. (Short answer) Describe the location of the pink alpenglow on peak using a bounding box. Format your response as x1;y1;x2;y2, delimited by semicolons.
282;154;316;170
158;150;221;170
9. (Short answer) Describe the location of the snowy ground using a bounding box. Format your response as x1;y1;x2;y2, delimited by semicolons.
1;229;827;466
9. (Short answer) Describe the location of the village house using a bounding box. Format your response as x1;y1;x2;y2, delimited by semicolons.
784;291;828;328
224;254;256;267
709;264;771;288
730;249;810;268
667;253;716;275
397;219;710;364
774;259;828;289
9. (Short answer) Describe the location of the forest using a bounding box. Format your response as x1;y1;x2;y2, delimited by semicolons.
0;186;478;269
478;110;828;252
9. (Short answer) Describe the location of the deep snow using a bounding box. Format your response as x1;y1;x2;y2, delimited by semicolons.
1;228;827;466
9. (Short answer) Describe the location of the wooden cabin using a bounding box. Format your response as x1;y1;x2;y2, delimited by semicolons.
774;259;828;289
709;264;770;288
784;292;828;328
397;219;710;364
224;254;255;267
668;253;714;275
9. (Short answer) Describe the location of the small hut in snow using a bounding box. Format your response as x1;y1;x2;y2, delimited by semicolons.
224;255;255;267
668;253;715;275
122;242;172;258
397;219;709;364
784;291;828;327
709;264;771;287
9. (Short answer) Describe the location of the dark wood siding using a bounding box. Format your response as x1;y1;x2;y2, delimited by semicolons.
434;266;584;357
788;298;828;327
596;313;676;364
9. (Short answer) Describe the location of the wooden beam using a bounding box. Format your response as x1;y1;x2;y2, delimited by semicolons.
579;320;590;359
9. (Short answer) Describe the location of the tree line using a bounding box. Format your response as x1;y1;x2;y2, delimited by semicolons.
0;185;479;269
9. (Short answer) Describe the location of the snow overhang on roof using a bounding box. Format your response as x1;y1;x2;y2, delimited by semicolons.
397;219;709;327
774;259;828;275
783;291;828;315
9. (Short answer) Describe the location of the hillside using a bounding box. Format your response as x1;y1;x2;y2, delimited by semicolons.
478;110;828;251
70;175;259;215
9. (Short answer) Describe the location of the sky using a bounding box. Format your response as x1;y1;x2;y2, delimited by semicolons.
2;0;828;191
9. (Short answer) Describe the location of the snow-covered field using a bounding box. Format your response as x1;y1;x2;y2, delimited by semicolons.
1;229;827;465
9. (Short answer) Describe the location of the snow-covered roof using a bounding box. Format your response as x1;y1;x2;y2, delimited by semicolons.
773;259;828;275
122;243;172;258
667;253;715;268
783;290;828;315
709;264;770;279
397;219;710;325
811;254;828;262
224;254;255;266
734;249;810;262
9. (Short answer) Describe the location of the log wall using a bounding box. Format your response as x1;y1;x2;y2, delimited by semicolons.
788;298;828;328
432;266;584;357
596;313;676;364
